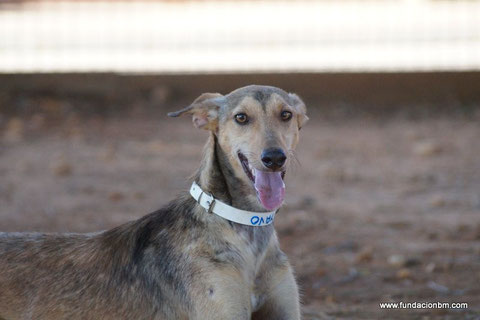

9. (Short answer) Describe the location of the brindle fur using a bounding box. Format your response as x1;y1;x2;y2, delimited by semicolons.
0;85;308;320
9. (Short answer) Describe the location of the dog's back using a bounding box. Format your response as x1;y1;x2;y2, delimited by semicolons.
0;199;196;320
0;232;101;319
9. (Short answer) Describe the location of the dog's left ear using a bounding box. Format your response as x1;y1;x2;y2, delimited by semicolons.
168;93;225;131
289;93;309;129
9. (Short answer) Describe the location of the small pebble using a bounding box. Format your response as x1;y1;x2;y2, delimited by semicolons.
396;268;412;279
388;254;406;267
427;281;450;294
109;192;125;202
52;160;73;177
425;262;436;273
430;194;446;207
355;247;373;263
404;257;421;268
413;141;443;157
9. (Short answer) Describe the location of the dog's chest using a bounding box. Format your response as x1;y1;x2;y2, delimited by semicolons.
250;292;266;312
228;226;274;311
233;224;273;263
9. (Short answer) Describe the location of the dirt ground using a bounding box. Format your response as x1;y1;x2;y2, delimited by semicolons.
1;81;480;319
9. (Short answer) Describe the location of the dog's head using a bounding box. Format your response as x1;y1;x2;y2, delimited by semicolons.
168;85;308;211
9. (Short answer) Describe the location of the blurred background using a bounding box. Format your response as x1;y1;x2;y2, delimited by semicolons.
0;0;479;319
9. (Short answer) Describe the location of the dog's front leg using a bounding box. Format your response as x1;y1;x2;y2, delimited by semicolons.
252;264;301;320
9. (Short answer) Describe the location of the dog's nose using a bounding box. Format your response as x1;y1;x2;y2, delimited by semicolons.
261;148;287;170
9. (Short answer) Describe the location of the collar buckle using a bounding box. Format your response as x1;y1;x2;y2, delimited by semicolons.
198;190;216;214
206;198;216;213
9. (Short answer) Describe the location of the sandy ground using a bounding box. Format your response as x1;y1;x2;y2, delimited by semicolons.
1;103;480;319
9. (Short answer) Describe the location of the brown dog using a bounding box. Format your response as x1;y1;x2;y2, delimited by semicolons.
0;85;308;320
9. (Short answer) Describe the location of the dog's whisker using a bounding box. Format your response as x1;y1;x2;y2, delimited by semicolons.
287;150;301;169
240;151;260;159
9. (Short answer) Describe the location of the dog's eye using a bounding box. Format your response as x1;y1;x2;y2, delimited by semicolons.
281;111;293;121
234;113;249;124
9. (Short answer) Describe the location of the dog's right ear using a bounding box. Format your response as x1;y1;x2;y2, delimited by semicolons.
167;93;225;131
288;93;309;130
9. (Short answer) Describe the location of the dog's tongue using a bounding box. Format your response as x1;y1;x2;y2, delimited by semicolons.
254;170;285;210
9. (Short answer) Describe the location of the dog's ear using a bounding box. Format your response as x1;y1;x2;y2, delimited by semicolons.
288;93;309;129
168;93;225;131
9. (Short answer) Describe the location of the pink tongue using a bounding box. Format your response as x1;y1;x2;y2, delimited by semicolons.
254;170;285;210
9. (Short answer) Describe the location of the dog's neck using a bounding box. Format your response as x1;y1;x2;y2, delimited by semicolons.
195;133;270;214
192;132;275;254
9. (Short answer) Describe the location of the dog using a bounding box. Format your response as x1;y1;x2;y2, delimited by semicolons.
0;85;308;320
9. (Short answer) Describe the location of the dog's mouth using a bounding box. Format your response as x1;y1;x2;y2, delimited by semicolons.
238;152;286;211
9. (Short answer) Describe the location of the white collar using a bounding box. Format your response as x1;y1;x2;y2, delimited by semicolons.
189;181;277;227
